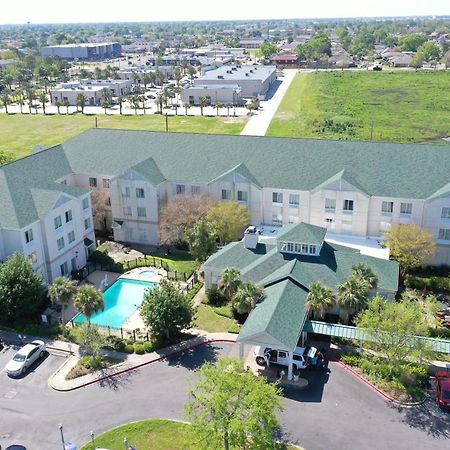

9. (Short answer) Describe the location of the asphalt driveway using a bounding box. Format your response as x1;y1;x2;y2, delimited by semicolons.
0;342;448;450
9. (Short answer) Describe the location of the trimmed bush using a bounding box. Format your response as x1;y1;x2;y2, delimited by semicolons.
213;305;234;319
134;343;145;355
404;275;450;293
206;285;227;306
143;341;154;353
340;354;361;366
124;343;135;354
104;335;126;352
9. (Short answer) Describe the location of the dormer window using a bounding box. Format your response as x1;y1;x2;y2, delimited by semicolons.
276;222;326;257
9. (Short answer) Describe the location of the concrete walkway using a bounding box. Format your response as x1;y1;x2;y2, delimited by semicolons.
240;69;297;136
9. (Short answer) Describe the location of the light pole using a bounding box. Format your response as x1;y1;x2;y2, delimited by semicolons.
90;430;96;449
59;424;65;450
124;436;128;450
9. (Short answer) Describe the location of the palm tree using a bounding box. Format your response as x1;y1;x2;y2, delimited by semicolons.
48;277;77;334
130;94;140;114
336;275;370;322
117;96;124;115
63;99;70;114
219;267;241;301
142;73;152;91
76;93;87;114
1;89;11;114
232;281;265;315
351;263;378;290
39;91;48;114
225;103;232;117
17;94;25;114
199;96;208;116
155;94;164;114
306;281;335;319
55;100;62;114
155;70;165;87
184;102;191;116
215;103;223;116
73;284;104;325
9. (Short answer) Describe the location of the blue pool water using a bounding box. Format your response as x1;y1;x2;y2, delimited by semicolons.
73;278;155;328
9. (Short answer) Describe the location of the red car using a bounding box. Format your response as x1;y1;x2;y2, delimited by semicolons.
435;371;450;410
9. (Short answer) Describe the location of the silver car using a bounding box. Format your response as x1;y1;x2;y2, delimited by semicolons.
5;340;46;376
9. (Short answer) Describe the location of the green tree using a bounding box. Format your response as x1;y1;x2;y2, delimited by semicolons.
186;356;282;450
0;252;44;322
337;274;370;321
1;89;11;114
25;87;35;113
76;93;87;113
219;268;241;301
0;151;15;165
140;279;194;343
416;41;441;63
306;281;335;319
351;263;378;290
198;96;208;116
76;323;105;361
73;284;104;325
399;34;427;52
185;218;218;262
355;295;435;366
48;277;77;334
232;280;265;315
259;42;278;59
207;201;250;245
38;91;48;114
383;224;435;276
63;98;70;114
55;99;62;114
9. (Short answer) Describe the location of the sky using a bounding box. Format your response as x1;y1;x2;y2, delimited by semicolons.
1;0;449;25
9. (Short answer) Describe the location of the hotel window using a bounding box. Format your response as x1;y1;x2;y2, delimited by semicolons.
221;189;232;200
89;177;97;188
28;251;37;264
272;192;283;204
325;218;335;230
441;207;450;219
237;190;248;203
272;213;283;224
301;244;308;253
289;194;299;208
136;188;145;198
343;199;354;213
123;206;132;216
176;184;185;195
54;216;62;230
102;178;110;189
438;228;450;241
137;207;147;218
288;215;299;224
191;185;201;195
84;217;91;230
380;221;391;233
65;210;73;223
25;229;34;243
342;220;353;233
82;197;89;210
68;230;75;244
381;201;394;215
309;245;316;255
400;202;412;215
325;198;336;212
122;187;130;197
57;237;65;251
60;261;69;277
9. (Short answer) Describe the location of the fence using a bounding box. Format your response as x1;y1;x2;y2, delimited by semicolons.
69;320;150;342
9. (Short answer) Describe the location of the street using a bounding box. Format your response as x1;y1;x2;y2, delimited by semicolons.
0;342;449;449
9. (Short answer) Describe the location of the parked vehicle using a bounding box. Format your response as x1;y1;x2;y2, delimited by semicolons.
435;371;450;410
5;340;46;376
254;346;318;370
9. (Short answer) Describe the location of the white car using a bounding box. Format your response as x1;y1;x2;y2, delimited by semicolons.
254;345;317;370
5;340;46;376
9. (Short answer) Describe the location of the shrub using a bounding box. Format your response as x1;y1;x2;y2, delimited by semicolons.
104;335;125;352
186;282;203;302
404;275;450;293
134;343;145;355
213;305;234;319
340;354;361;366
143;341;154;353
206;285;227;306
80;355;102;370
227;322;241;334
124;343;135;354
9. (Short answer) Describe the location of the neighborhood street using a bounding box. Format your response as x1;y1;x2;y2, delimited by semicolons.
0;342;449;450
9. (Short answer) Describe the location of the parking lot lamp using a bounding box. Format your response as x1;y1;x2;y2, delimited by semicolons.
90;431;96;449
59;424;65;450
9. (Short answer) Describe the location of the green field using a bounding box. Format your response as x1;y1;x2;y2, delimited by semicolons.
0;113;247;159
267;71;450;143
79;419;298;450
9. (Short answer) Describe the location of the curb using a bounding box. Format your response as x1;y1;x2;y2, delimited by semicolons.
336;361;427;407
50;338;237;392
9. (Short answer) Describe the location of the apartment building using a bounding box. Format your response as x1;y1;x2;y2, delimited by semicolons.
1;130;449;282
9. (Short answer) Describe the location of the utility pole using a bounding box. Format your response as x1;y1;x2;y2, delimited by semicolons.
370;120;374;140
165;113;169;132
95;116;98;128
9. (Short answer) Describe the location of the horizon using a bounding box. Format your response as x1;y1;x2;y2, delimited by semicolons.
1;0;450;26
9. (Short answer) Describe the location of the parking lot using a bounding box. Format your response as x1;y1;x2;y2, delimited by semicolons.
0;341;448;450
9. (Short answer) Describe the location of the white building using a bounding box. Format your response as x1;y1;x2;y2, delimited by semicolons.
41;42;121;60
181;84;243;105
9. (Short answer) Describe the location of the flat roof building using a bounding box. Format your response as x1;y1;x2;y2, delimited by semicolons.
194;65;277;99
181;84;242;106
41;42;121;60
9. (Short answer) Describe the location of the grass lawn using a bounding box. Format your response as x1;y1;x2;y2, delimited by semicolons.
156;251;199;275
196;303;241;334
267;70;450;144
0;113;247;159
79;419;299;450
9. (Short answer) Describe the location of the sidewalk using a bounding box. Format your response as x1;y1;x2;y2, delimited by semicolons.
240;69;297;136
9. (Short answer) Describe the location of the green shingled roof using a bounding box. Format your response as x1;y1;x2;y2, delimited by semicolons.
237;278;309;350
277;222;327;245
128;157;166;186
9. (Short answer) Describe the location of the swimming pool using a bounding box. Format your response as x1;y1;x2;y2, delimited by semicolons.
73;278;155;328
139;270;156;279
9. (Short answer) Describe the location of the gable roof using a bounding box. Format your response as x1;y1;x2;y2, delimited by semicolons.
128;157;166;186
208;162;262;188
277;222;327;245
237;278;309;350
312;169;369;195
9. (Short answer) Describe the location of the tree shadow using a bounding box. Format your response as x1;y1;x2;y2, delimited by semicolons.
393;398;450;439
165;343;222;371
96;365;137;391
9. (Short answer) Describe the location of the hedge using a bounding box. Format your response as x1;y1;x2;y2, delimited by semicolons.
404;275;450;293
